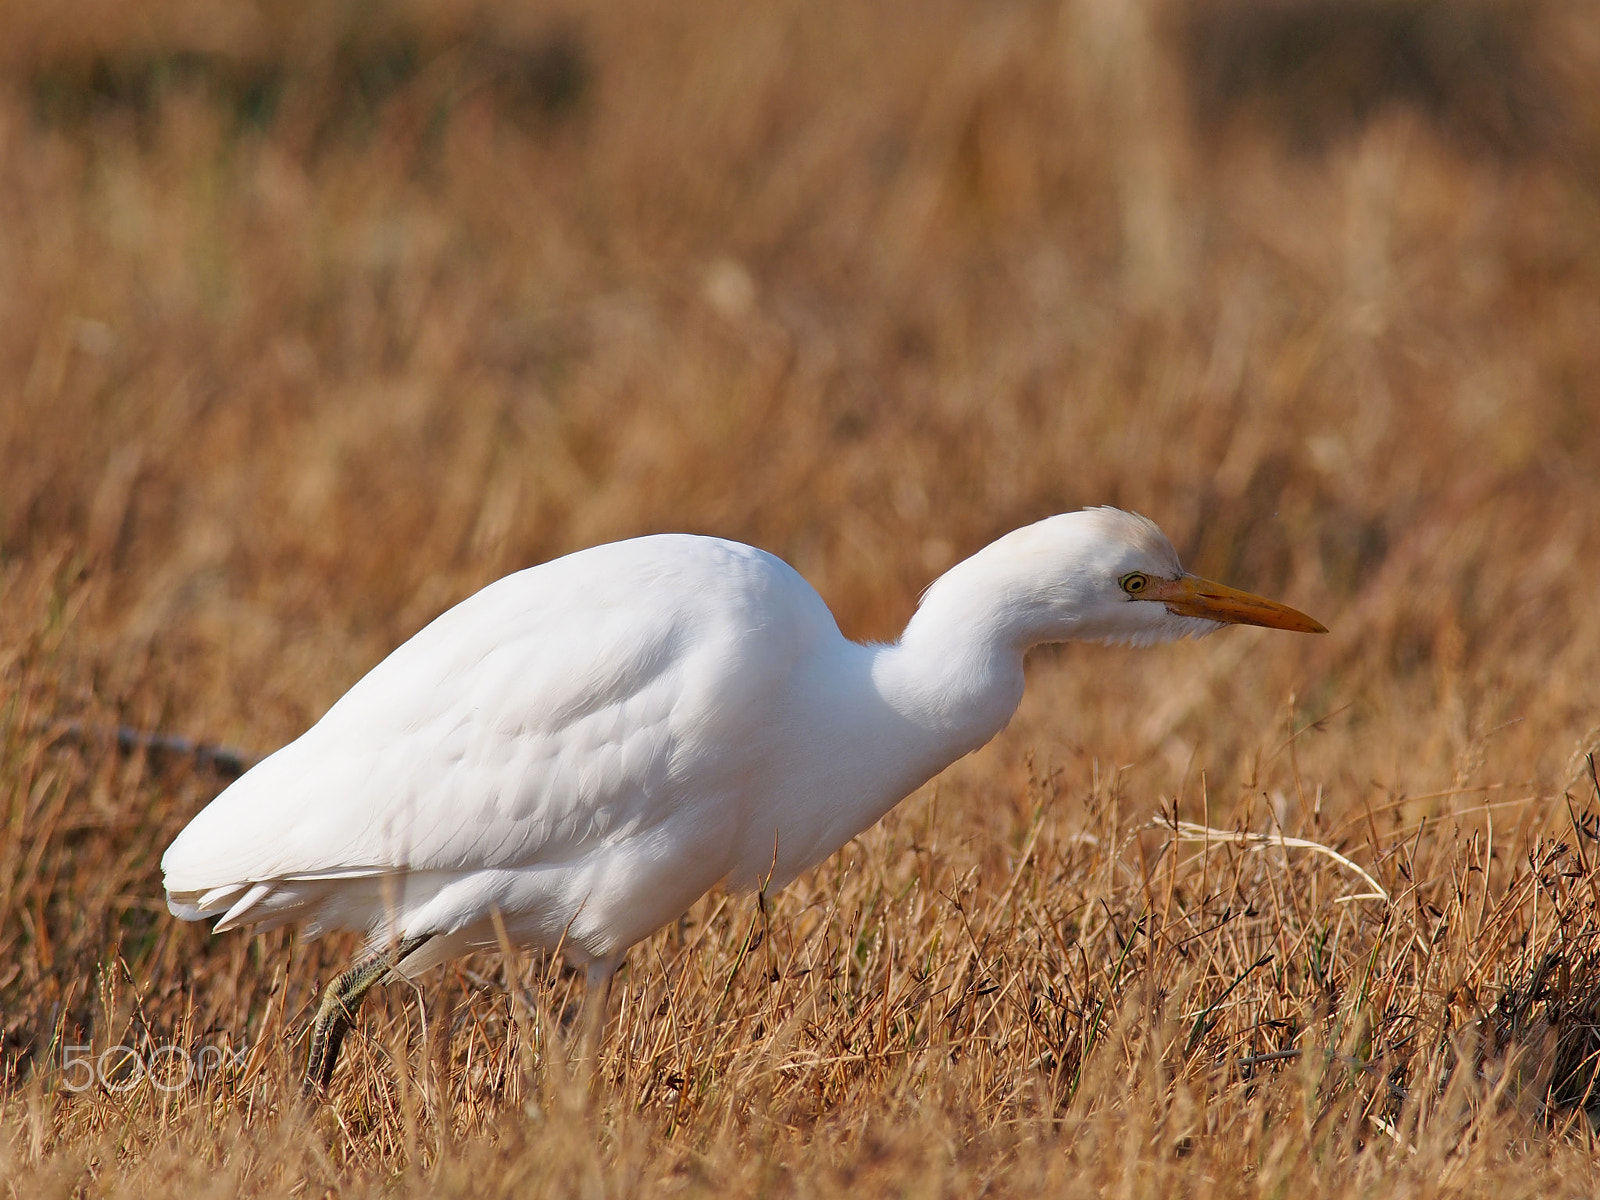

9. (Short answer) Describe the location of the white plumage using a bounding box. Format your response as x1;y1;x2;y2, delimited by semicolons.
162;507;1322;1086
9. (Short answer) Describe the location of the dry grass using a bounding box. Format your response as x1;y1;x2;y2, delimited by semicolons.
4;0;1600;1194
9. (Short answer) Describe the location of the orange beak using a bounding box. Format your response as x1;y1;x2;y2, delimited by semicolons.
1146;575;1327;634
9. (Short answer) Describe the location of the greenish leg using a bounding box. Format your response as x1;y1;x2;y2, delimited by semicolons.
302;932;432;1095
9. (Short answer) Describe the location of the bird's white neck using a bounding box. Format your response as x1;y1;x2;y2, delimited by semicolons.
758;527;1166;888
871;545;1063;768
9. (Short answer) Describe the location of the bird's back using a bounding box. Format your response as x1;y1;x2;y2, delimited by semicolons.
162;534;843;957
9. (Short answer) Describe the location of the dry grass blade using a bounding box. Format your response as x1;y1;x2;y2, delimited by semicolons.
1160;819;1391;903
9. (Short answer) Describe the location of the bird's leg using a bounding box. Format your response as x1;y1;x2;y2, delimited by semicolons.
758;834;781;983
757;888;777;981
302;932;432;1095
577;960;617;1072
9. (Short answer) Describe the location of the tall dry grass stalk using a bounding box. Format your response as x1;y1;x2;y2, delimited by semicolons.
3;0;1600;1194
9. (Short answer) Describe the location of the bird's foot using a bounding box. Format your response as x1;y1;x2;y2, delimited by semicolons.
300;932;432;1095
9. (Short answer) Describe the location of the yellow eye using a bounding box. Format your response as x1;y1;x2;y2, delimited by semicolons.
1120;572;1150;596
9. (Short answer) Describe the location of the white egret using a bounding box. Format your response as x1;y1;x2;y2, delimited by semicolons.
162;507;1324;1090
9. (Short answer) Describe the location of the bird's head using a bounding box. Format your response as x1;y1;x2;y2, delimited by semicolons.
930;507;1326;650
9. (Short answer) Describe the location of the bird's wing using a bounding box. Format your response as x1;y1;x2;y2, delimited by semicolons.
161;537;820;901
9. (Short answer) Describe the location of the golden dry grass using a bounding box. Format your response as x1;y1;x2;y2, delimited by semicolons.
4;0;1600;1195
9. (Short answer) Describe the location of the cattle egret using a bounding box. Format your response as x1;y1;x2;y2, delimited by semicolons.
162;507;1324;1090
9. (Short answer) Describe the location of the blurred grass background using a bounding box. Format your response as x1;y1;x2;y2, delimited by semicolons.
3;0;1600;1194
